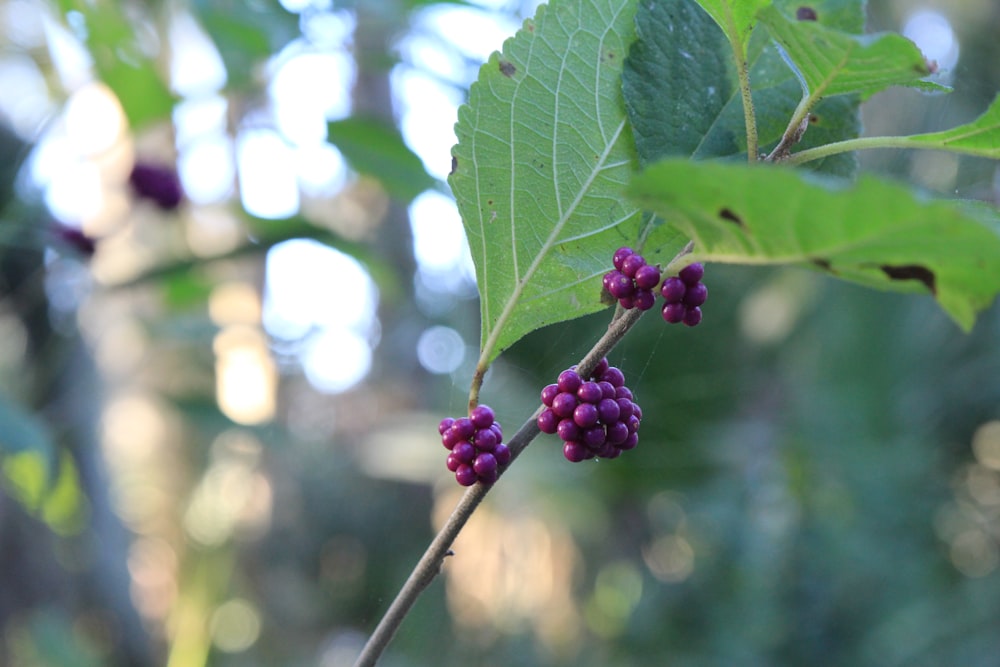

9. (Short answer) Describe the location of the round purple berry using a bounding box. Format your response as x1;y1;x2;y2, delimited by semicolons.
446;453;462;472
600;444;622;459
451;418;475;440
683;306;703;327
679;262;704;286
452;441;476;463
541;383;560;406
455;464;477;486
615;385;633;400
557;369;583;394
573;402;599;428
683;282;708;307
612;247;634;271
551;392;578;418
557;418;583;443
470;405;495;429
632;403;643;420
620;433;639;450
577;381;603;404
563;441;590;462
478;467;499;485
634;264;661;290
626;414;641;434
538;408;560;434
597;398;621;424
583;425;607;449
602;271;615;292
442;426;464;449
600;367;625;388
634;289;656;311
621;253;646;278
618;295;636;310
490;422;503;440
473;452;498;477
473;428;497;452
662;302;686;324
616;398;635;419
660;277;686;303
493;442;512;466
593;357;610;378
598;381;617;400
606;420;629;445
438;417;455;435
607;272;635;299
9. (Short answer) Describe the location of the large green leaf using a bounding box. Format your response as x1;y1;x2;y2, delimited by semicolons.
328;116;436;202
449;0;645;366
55;0;174;129
623;0;862;176
628;160;1000;330
758;4;940;101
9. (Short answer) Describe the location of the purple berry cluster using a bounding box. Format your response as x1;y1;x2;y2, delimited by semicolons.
129;162;183;211
660;262;708;327
537;358;642;462
602;247;661;311
440;405;511;486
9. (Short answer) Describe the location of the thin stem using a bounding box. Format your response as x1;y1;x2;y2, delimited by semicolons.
352;242;698;667
765;97;812;162
735;54;759;163
782;135;923;166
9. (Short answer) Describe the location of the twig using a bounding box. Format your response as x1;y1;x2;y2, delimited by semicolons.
353;244;694;667
352;313;640;667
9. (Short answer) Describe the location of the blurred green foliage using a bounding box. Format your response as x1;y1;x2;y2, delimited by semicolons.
0;1;998;667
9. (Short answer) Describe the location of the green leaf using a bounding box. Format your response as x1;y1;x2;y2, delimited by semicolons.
55;0;174;129
449;0;647;366
623;0;862;176
0;393;58;504
902;94;1000;159
692;0;771;57
623;0;733;163
0;394;57;462
328;116;436;202
757;4;941;101
192;0;299;90
628;159;1000;330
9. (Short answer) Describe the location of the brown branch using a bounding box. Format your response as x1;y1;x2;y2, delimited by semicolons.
353;243;694;667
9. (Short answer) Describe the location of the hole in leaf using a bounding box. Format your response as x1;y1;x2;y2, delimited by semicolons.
811;257;833;272
719;208;745;228
880;264;937;294
796;6;818;21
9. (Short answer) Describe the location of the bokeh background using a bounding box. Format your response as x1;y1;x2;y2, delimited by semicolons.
1;0;1000;665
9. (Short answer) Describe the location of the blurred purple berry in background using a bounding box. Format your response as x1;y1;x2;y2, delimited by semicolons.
50;221;96;257
129;162;183;210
